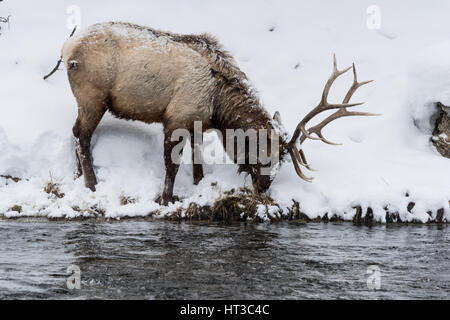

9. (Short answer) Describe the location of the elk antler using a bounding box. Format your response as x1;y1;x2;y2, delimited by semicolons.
286;54;377;182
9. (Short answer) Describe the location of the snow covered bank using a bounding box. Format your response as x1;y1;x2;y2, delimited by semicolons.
0;0;448;223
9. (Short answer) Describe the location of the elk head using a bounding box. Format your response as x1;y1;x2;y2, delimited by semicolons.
277;54;377;182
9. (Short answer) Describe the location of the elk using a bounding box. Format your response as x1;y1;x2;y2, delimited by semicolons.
62;22;375;205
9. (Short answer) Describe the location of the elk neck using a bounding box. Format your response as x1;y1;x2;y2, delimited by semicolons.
210;73;274;134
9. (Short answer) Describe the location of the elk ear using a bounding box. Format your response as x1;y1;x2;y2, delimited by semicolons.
272;111;288;140
273;111;283;126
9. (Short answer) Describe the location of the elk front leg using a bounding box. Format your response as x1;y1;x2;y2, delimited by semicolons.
72;104;105;191
160;130;181;206
191;133;204;185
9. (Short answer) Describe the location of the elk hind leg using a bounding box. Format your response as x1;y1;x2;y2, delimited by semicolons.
160;128;183;205
72;99;106;191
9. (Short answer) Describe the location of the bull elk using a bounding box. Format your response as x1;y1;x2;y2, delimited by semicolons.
62;22;375;205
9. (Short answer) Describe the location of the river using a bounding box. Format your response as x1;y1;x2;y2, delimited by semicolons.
0;219;448;299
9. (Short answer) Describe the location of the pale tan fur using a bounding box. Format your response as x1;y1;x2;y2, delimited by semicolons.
62;22;250;132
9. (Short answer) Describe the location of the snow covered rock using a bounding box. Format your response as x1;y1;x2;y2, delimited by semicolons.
431;102;450;158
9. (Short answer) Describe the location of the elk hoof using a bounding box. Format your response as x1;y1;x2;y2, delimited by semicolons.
84;183;96;192
193;174;204;185
83;177;97;192
74;168;82;179
156;194;180;206
158;195;171;206
193;165;204;185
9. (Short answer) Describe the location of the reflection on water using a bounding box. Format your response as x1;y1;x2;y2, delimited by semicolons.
0;219;448;299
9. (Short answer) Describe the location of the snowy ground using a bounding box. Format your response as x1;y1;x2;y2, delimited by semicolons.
0;0;448;223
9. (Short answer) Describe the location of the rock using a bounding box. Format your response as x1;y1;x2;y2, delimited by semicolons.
431;102;450;158
287;199;310;221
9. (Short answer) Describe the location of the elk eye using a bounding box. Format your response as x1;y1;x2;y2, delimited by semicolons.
69;60;79;70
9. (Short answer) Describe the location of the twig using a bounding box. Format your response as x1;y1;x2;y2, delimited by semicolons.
0;15;11;35
0;174;21;183
43;26;77;80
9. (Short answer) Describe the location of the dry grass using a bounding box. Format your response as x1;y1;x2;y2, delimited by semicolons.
71;204;106;216
119;195;137;206
43;178;65;199
43;173;65;199
10;205;22;213
165;187;282;224
211;187;281;223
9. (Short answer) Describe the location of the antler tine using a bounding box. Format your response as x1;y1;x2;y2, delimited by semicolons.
292;144;315;171
342;63;374;104
289;149;313;182
297;146;317;171
303;109;379;146
322;54;352;104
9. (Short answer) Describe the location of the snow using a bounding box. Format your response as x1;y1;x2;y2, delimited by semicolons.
0;0;449;223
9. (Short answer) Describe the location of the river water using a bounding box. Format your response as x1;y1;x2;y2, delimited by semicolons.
0;219;448;299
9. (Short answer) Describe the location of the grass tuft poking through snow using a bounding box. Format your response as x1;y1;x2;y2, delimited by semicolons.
43;173;65;199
